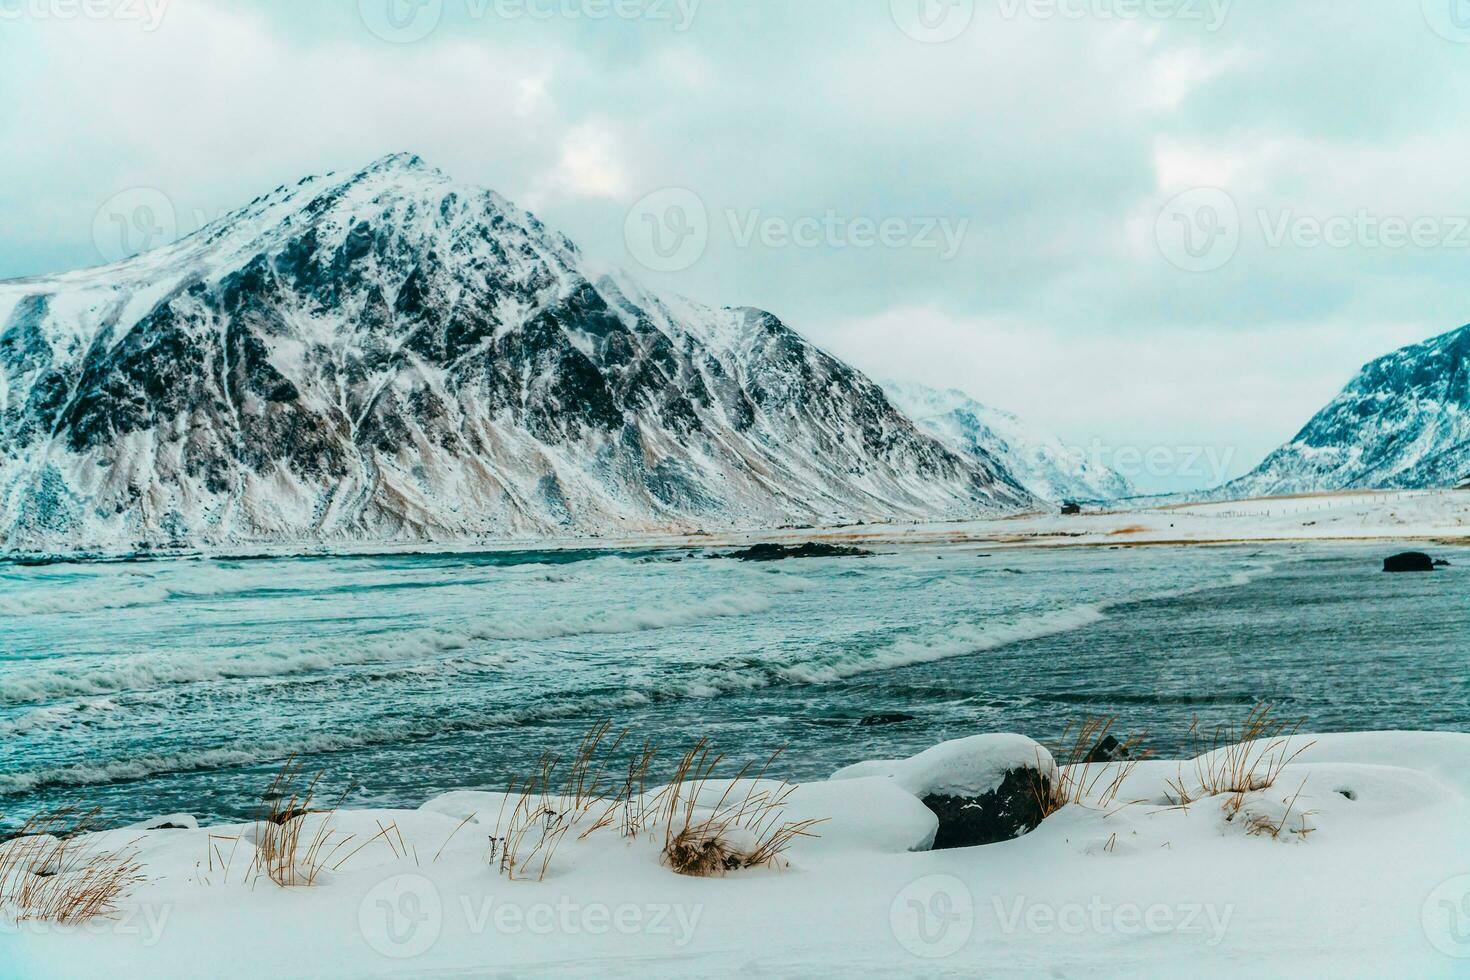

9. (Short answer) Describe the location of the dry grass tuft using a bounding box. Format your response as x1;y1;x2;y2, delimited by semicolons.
1165;703;1314;806
0;807;145;924
490;721;633;881
1035;716;1153;817
486;725;825;881
246;757;352;887
657;740;825;878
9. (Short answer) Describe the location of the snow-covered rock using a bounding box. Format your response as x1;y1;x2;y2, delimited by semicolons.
0;154;1032;553
9;731;1470;978
832;733;1058;848
124;813;197;832
1220;323;1470;497
883;381;1136;503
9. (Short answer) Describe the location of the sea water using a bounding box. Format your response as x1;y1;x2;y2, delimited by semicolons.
2;542;1466;829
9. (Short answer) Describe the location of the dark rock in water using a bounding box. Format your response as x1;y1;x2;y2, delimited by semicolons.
859;712;918;727
1435;559;1452;567
924;769;1050;850
1083;735;1129;764
1384;552;1436;573
726;542;872;562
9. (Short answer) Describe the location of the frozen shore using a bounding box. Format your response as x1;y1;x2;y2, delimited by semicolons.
7;489;1468;566
6;730;1470;978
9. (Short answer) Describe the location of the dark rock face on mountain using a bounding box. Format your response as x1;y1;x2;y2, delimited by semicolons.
1223;325;1470;497
0;155;1031;551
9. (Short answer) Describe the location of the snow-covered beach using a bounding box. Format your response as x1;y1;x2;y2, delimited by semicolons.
6;729;1470;978
5;494;1468;980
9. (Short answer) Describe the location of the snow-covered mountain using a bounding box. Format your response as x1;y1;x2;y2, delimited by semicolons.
0;154;1032;551
882;382;1135;503
1220;324;1470;498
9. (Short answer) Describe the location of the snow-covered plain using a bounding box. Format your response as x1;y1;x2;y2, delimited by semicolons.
476;488;1470;562
6;731;1470;978
15;488;1467;566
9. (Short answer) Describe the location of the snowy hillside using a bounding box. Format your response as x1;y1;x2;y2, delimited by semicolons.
1221;324;1470;498
0;155;1032;552
883;382;1135;503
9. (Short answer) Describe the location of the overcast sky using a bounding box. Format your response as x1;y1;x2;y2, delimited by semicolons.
4;0;1469;491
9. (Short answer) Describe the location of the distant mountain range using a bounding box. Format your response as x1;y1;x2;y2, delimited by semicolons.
0;154;1034;552
1220;324;1470;498
882;382;1136;503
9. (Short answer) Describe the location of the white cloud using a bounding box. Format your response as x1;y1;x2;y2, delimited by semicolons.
3;1;1467;489
806;306;1435;491
539;119;631;201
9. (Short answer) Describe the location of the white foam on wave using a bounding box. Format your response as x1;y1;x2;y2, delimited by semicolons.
0;689;660;796
0;587;790;704
665;559;1284;697
0;581;172;617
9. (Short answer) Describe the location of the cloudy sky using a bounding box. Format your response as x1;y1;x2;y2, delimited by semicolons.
4;0;1469;490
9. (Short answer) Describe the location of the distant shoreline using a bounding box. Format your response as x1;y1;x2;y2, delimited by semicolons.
4;489;1467;566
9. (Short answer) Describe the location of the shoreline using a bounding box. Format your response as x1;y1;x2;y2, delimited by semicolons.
5;488;1468;566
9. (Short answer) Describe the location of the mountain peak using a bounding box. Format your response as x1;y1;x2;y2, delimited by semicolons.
1221;320;1470;496
883;380;1136;503
361;151;431;174
0;160;1030;550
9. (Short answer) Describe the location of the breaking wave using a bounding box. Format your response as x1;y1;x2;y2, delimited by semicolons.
0;587;791;704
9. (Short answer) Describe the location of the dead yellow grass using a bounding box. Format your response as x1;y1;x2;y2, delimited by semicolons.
657;740;825;877
1165;703;1314;806
487;725;825;881
1034;716;1153;817
0;808;145;924
245;757;353;887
